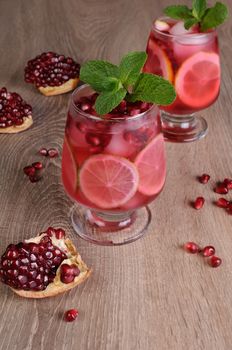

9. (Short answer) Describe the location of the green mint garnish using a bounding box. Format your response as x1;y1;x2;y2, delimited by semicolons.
164;0;228;31
80;51;176;115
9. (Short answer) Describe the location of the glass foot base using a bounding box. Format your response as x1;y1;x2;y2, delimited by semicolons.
70;205;151;246
161;111;208;143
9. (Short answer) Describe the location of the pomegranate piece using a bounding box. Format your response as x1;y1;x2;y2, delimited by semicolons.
209;256;222;268
214;185;228;195
0;230;67;291
184;242;199;254
64;309;79;322
193;197;205;210
215;198;229;208
201;246;215;257
199;174;210;184
25;52;80;89
60;263;80;284
0;87;32;131
48;148;59;158
32;161;43;170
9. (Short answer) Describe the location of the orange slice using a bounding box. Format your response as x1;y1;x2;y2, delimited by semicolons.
79;154;139;209
144;40;174;82
134;134;166;196
175;52;220;108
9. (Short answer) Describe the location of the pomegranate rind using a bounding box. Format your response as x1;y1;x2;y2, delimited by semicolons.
175;52;220;108
10;237;91;299
38;78;79;96
79;154;139;209
144;41;174;82
0;115;33;134
134;134;166;196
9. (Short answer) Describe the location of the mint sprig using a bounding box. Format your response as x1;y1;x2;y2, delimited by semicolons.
80;52;176;115
164;0;228;31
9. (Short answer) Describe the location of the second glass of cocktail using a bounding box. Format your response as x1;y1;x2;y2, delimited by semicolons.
144;4;224;143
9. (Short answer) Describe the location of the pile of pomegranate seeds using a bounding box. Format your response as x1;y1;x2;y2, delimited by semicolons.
0;227;68;291
24;52;80;88
64;309;79;322
0;87;32;129
23;161;43;183
75;93;153;117
184;242;222;268
39;147;59;158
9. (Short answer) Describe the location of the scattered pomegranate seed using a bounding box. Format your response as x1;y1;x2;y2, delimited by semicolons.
215;198;229;208
201;246;215;257
199;174;210;184
223;178;232;190
214;185;228;195
23;165;36;177
184;242;200;254
208;256;222;268
32;161;43;170
64;309;79;322
48;148;58;158
227;204;232;215
39;148;48;156
193;197;205;210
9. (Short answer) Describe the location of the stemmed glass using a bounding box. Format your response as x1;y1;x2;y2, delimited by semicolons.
144;17;221;142
62;84;166;245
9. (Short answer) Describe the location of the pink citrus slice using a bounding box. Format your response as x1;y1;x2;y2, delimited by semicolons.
134;134;166;196
144;40;174;82
175;52;220;108
62;137;78;195
79;154;139;209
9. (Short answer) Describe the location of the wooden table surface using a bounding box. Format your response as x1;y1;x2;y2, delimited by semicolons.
0;0;232;349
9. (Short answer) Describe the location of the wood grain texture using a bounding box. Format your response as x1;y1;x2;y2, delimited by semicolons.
0;0;232;349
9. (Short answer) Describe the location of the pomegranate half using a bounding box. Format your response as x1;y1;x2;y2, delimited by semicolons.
24;52;80;96
0;227;91;298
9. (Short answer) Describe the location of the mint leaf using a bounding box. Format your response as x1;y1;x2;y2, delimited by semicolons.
95;88;127;115
80;60;119;92
184;18;198;29
164;5;192;20
192;0;207;20
201;2;228;31
119;52;147;87
128;73;176;106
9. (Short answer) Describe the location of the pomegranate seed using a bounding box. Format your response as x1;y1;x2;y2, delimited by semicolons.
193;197;205;210
184;242;200;254
55;228;65;239
23;166;35;177
226;204;232;215
46;227;56;236
215;198;229;208
61;274;75;284
199;174;210;184
48;148;58;158
29;176;41;183
214;185;228;195
64;309;79;322
223;178;232;190
32;161;43;170
209;256;222;268
39;148;48;156
201;246;215;257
